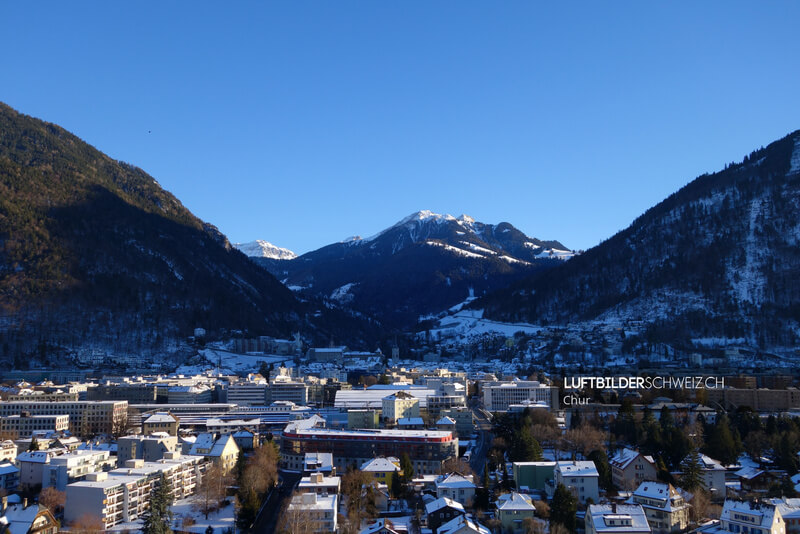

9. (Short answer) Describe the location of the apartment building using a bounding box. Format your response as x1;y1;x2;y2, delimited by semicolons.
43;449;116;491
556;461;600;504
64;453;204;529
142;412;180;436
0;413;70;439
382;391;420;424
0;401;128;437
286;492;338;533
281;425;458;475
482;380;558;412
118;434;179;463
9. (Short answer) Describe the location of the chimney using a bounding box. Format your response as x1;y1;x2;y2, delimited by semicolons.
612;502;617;514
22;498;27;509
1;496;7;513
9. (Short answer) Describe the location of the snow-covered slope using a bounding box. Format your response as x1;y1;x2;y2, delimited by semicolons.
234;240;297;260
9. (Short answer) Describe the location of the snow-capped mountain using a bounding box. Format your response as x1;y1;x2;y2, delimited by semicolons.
479;129;800;350
254;210;572;327
342;209;573;262
234;240;297;260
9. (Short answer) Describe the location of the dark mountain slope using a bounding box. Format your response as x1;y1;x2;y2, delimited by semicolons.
479;130;800;348
0;103;336;363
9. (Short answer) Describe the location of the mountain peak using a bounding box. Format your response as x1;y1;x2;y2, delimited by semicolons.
234;240;297;260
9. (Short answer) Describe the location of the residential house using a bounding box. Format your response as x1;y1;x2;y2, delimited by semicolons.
426;497;466;533
438;514;491;534
361;457;401;493
495;492;537;533
0;464;19;493
142;412;179;436
718;500;785;534
585;503;652;534
610;448;658;491
628;482;690;534
0;498;58;534
435;473;476;507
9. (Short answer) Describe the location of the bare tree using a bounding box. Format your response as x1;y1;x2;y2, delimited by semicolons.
38;487;66;515
277;493;317;534
561;424;605;458
241;442;279;495
195;463;230;519
70;514;104;533
440;457;476;478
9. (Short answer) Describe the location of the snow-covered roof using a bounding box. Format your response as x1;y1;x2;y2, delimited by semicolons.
587;504;651;533
425;496;465;515
359;518;403;534
436;473;476;489
735;466;765;480
2;504;47;533
629;482;686;512
0;462;19;475
610;448;644;470
721;500;781;528
438;514;491;534
436;416;456;425
144;412;178;424
361;457;401;473
495;492;535;511
557;460;599;477
397;417;424;426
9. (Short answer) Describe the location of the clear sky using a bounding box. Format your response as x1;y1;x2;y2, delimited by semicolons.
2;2;799;254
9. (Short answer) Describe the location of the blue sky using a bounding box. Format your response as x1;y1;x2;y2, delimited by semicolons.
2;3;799;254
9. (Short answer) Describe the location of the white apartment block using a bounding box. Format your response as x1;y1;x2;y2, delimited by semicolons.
0;414;69;439
482;380;557;412
286;492;338;533
382;391;420;424
43;449;116;491
556;460;600;504
64;453;204;529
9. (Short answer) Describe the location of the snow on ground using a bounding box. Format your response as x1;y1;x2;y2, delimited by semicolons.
175;349;292;375
428;308;543;340
171;498;236;533
425;240;486;259
534;248;574;260
789;135;800;174
233;240;297;260
459;241;497;255
727;195;767;305
691;337;746;347
330;282;357;302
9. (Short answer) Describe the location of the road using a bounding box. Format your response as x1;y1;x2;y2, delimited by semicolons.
250;470;301;533
469;403;494;477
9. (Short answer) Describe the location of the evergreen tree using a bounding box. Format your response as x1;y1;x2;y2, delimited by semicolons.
400;453;414;482
660;406;675;433
704;414;740;466
588;450;613;491
680;446;705;492
142;472;173;534
551;483;577;533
